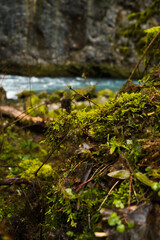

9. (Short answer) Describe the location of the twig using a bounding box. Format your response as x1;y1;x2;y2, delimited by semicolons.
98;180;120;210
34;132;68;240
67;85;100;107
35;133;68;176
132;182;139;204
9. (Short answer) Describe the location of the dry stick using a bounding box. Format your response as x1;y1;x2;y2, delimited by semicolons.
128;29;160;82
98;180;120;211
67;85;100;107
132;182;139;204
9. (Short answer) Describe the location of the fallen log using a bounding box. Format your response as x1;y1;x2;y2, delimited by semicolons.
0;105;48;132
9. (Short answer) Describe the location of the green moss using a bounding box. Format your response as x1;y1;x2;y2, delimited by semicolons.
9;158;53;179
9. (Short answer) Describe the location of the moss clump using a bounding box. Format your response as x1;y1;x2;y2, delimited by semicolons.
9;158;53;179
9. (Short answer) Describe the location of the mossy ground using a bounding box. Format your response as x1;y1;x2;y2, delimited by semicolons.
1;66;160;239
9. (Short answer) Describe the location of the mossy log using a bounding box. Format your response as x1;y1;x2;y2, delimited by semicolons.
0;105;48;132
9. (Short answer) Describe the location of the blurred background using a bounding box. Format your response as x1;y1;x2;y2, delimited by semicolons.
0;0;159;97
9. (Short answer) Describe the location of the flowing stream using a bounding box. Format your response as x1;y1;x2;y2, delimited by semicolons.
0;75;138;99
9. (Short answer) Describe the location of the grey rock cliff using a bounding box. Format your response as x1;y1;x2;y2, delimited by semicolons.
0;0;156;73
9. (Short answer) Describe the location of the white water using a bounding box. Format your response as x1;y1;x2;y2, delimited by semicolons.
0;75;138;99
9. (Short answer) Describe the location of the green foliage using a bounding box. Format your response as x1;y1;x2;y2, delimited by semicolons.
45;185;103;238
108;212;134;233
108;212;121;226
108;212;126;233
116;224;125;233
113;200;124;209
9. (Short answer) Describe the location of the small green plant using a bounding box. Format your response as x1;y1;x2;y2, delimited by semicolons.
108;212;125;233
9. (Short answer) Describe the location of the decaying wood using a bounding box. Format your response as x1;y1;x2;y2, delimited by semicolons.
0;105;48;132
0;177;32;186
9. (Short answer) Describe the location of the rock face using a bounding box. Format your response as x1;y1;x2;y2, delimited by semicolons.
0;0;155;71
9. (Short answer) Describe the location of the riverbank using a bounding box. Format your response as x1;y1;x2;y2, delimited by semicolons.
0;61;141;79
